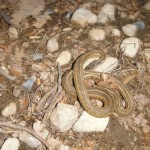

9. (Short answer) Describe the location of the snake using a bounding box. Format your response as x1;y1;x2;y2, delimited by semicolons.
62;50;134;117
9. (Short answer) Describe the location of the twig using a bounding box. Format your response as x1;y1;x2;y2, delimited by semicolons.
57;63;62;92
36;84;58;111
0;68;16;80
42;63;64;123
42;90;65;123
122;73;138;85
0;121;52;150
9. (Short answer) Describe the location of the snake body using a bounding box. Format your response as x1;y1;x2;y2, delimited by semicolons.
62;50;134;117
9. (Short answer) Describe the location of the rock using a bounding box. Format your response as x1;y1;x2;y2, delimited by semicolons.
22;76;36;92
8;27;19;39
122;24;137;36
1;102;17;117
33;53;43;60
33;120;49;139
18;131;41;148
50;103;78;132
1;138;20;150
56;51;71;66
143;1;150;11
119;12;127;18
47;38;59;52
133;21;145;30
56;144;70;150
71;8;97;27
93;56;118;72
89;28;106;41
120;37;142;58
72;111;109;132
97;3;115;24
111;28;121;37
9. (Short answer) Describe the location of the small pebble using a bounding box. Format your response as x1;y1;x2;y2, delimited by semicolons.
22;76;36;92
56;51;71;66
33;53;43;61
97;3;115;24
120;37;142;58
8;27;18;39
1;102;17;117
119;12;127;18
1;138;20;150
122;24;137;36
111;28;121;37
71;8;97;27
89;28;106;41
33;120;49;139
47;38;59;52
46;8;55;15
133;21;145;30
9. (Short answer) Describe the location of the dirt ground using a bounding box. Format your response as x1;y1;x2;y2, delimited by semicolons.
0;0;150;150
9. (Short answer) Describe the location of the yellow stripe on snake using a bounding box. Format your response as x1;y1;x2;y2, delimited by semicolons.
62;50;134;118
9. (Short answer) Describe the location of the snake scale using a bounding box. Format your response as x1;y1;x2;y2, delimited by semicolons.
62;50;134;117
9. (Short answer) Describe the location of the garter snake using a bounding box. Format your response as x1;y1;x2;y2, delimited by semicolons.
62;50;134;117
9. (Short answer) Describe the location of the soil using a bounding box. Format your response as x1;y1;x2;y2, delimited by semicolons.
0;0;150;150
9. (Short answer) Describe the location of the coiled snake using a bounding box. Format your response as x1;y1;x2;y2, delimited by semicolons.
62;50;134;117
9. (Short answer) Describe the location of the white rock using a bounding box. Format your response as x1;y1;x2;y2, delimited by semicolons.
1;102;17;117
119;12;127;18
89;28;106;41
120;37;142;58
98;3;115;24
122;24;137;36
143;1;150;11
50;103;78;132
33;120;49;139
73;111;109;132
19;131;41;148
56;144;70;150
111;28;121;37
71;8;97;27
56;51;71;66
1;138;20;150
47;38;59;52
94;56;118;72
8;27;18;39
